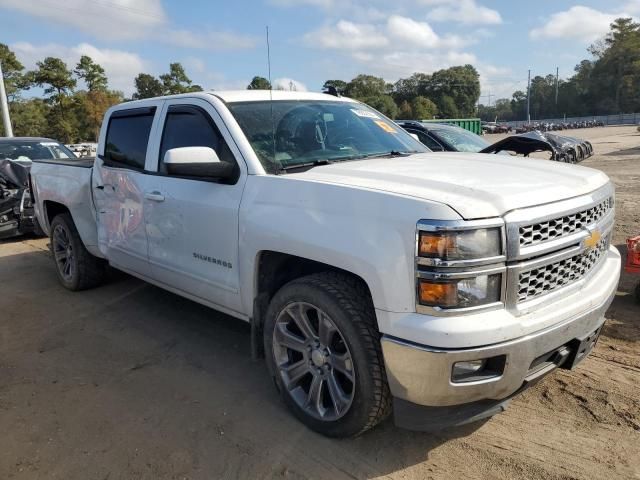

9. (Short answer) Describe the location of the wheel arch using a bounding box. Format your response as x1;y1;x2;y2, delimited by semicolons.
42;201;102;257
42;200;71;231
250;250;375;359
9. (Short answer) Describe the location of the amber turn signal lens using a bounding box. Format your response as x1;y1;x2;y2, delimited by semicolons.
419;233;456;257
419;281;458;307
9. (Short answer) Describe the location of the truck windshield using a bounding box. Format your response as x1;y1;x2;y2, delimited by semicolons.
429;126;489;153
227;100;429;173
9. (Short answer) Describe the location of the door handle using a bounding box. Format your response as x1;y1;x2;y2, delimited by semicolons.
144;191;165;202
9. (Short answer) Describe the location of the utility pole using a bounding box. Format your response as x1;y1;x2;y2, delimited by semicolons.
0;60;14;137
526;69;531;124
555;67;559;105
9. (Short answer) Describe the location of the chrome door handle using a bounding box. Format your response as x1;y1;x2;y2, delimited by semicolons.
144;191;165;202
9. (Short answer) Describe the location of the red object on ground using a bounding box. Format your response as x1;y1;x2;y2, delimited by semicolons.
625;235;640;274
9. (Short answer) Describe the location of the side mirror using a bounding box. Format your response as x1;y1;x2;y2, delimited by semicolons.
163;147;235;179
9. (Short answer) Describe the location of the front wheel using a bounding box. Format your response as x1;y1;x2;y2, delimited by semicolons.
264;272;391;437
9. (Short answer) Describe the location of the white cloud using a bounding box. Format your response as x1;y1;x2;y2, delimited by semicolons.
273;77;308;91
426;0;502;25
11;42;146;96
386;15;470;49
530;6;623;41
164;30;257;50
305;16;470;52
386;15;439;46
304;20;389;50
371;51;478;80
0;0;256;50
302;14;492;89
0;0;165;39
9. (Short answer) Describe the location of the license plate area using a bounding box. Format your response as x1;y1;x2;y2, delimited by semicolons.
562;325;602;370
525;324;603;382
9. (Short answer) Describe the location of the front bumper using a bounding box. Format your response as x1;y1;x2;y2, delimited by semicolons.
380;248;620;409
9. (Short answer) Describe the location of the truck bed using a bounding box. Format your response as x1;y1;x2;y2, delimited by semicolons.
32;157;95;168
30;158;102;258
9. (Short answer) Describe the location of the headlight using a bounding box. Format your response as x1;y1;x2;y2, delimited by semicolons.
418;274;502;309
416;220;505;315
418;228;502;261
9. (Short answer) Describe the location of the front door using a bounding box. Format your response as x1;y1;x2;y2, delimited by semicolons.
143;98;246;313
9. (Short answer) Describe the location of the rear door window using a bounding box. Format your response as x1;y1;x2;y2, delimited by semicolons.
104;107;156;170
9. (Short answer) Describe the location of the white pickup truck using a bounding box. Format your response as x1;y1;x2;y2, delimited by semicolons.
30;91;620;437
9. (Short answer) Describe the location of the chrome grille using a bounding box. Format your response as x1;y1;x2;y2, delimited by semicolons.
517;235;609;302
519;197;613;247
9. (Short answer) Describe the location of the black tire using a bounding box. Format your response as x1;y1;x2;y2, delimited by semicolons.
264;272;391;437
635;281;640;304
49;213;106;291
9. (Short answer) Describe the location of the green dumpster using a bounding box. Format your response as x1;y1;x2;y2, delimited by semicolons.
417;118;482;135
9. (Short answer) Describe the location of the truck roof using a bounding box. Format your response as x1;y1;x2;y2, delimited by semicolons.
209;90;354;103
119;90;355;108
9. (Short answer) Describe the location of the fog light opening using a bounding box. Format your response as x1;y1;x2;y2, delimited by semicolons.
451;355;506;383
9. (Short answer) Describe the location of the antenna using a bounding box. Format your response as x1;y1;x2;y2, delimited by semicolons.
266;26;278;171
266;26;273;92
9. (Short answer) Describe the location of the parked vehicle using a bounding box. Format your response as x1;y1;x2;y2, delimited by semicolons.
480;131;594;163
481;122;512;134
398;121;593;162
397;121;491;152
625;235;640;303
0;137;76;239
30;91;621;437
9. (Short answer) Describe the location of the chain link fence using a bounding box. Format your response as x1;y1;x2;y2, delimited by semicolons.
506;113;640;128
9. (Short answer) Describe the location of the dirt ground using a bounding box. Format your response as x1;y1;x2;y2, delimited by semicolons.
1;126;639;480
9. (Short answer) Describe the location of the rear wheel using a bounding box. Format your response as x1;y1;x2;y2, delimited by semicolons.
50;213;106;291
264;272;391;437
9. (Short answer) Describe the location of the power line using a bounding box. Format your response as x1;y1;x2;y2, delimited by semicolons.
15;0;165;21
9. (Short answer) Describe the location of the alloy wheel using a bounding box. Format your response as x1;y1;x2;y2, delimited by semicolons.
272;302;355;421
52;224;75;282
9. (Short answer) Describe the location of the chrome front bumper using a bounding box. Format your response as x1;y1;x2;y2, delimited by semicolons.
381;285;616;407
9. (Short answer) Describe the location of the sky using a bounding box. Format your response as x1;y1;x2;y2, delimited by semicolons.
1;0;639;102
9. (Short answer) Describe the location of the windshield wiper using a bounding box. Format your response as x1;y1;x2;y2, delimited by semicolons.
358;150;416;160
278;158;336;173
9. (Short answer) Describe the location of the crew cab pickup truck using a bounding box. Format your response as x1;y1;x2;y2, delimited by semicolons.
30;91;621;437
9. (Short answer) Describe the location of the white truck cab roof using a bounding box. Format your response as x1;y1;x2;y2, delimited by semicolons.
209;90;355;104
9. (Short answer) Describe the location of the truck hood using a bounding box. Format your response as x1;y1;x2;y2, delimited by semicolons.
291;153;609;219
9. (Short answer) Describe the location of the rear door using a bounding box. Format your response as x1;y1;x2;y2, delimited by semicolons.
143;98;246;313
93;104;162;276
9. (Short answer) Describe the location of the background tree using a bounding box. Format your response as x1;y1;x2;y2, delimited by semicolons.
410;96;438;119
8;99;48;137
74;55;107;92
0;43;29;101
362;94;398;119
247;76;271;90
160;62;202;95
398;100;413;119
344;74;387;99
133;73;164;99
31;57;77;142
322;79;347;95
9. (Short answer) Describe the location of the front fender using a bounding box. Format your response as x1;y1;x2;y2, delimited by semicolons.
238;175;461;316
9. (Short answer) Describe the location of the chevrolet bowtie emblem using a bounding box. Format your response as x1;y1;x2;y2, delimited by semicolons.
583;230;601;250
